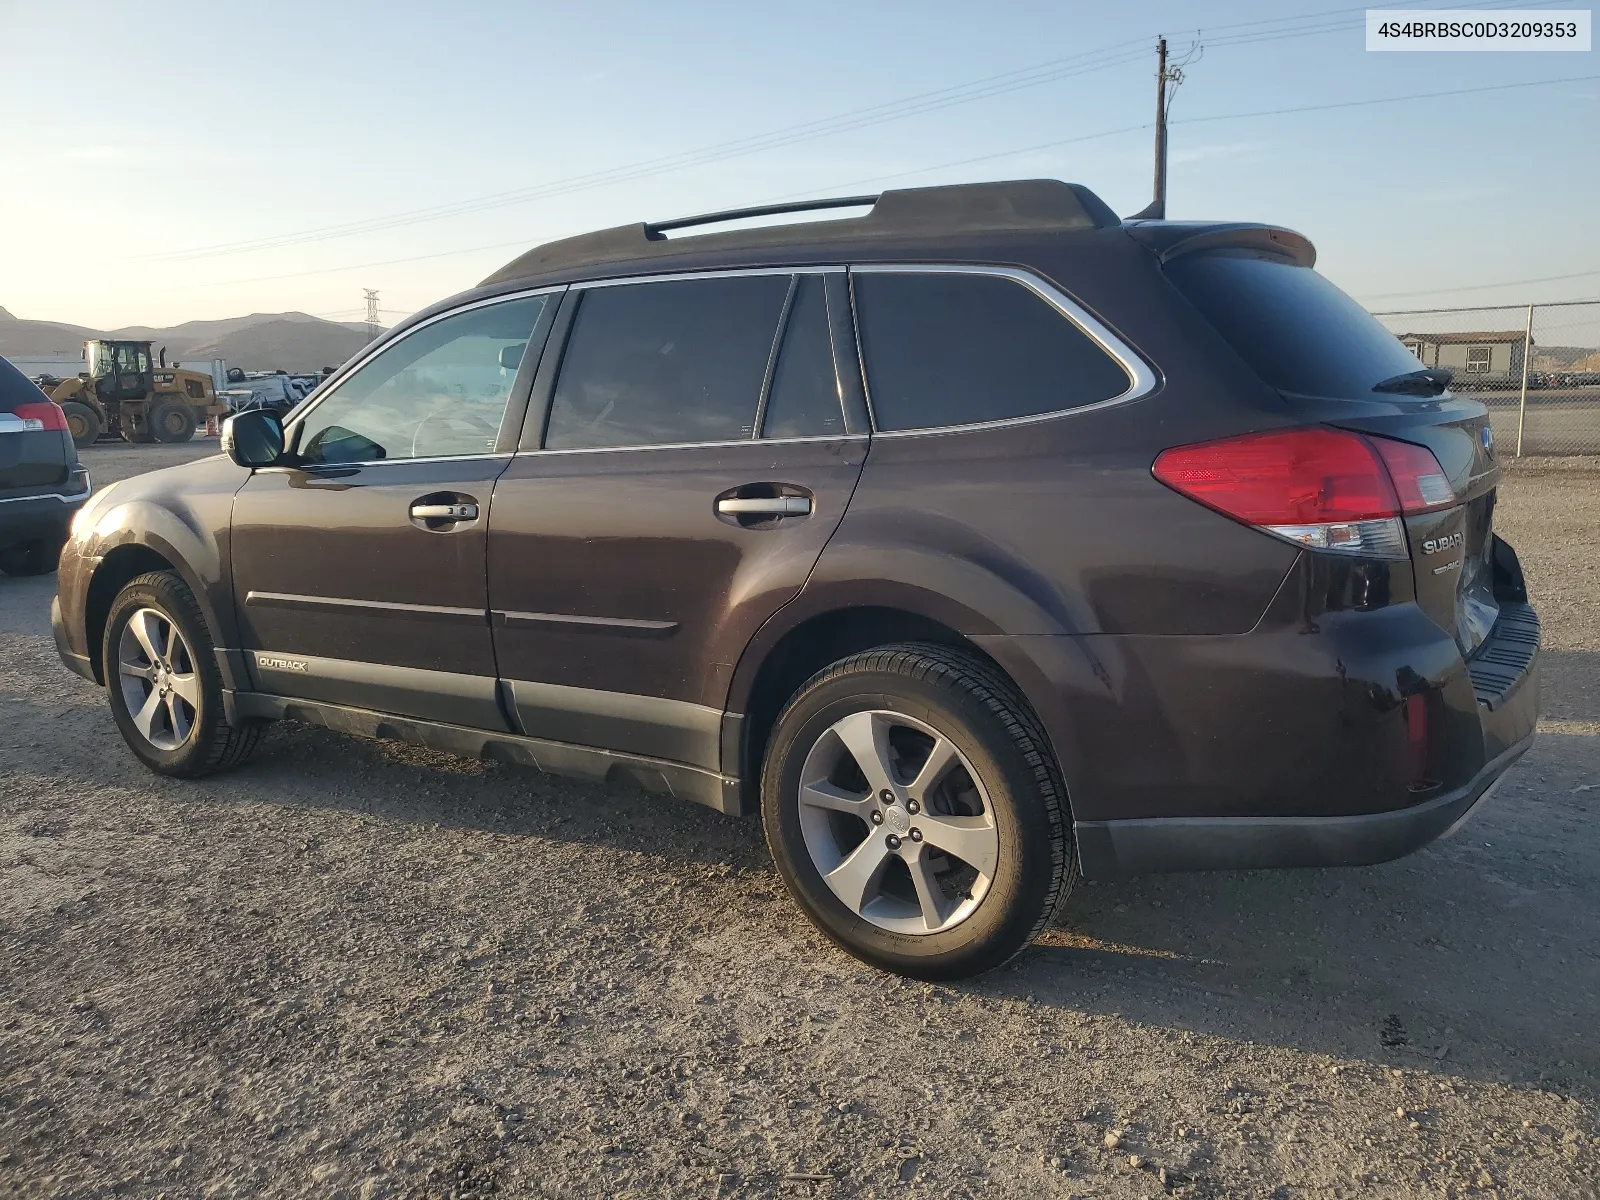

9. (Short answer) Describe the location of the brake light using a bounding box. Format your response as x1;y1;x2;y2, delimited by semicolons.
1152;427;1455;559
1370;437;1455;513
11;402;69;433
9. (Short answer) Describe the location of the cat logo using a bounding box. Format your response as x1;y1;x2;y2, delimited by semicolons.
255;654;309;673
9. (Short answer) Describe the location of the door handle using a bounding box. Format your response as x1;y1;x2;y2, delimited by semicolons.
716;496;812;516
411;502;478;521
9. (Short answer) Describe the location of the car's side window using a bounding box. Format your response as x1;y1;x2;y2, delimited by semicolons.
543;275;789;451
852;271;1132;433
761;276;845;439
295;294;548;465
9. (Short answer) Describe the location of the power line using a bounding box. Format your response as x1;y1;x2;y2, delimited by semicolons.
147;0;1503;264
144;39;1153;262
767;73;1600;203
188;71;1599;290
1360;270;1600;302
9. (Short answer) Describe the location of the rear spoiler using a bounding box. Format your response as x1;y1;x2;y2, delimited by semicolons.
1123;221;1316;268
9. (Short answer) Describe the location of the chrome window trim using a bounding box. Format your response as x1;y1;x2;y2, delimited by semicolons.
257;451;515;473
572;265;844;290
850;263;1159;438
516;433;868;459
284;284;568;445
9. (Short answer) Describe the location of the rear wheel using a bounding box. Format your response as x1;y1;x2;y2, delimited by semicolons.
761;643;1075;980
149;400;197;443
59;400;103;448
103;571;262;776
0;536;64;576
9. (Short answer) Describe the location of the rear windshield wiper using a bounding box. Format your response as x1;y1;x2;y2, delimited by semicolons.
1372;368;1452;397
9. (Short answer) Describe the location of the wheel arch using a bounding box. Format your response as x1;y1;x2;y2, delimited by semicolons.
84;523;233;686
85;544;179;683
726;600;1063;818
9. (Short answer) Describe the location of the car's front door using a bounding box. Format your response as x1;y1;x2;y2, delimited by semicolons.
487;270;869;770
230;290;558;727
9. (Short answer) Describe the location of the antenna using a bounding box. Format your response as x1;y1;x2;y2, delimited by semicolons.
363;288;381;343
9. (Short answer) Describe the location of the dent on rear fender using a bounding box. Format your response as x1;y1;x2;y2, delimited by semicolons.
806;509;1100;637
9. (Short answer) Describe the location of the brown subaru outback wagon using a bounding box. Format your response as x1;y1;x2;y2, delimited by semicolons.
53;180;1539;978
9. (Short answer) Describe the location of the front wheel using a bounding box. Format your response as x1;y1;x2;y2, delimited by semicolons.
149;400;197;443
103;570;262;776
59;399;103;448
761;643;1075;980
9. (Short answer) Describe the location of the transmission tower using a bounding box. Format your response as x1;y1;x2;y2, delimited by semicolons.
363;288;381;343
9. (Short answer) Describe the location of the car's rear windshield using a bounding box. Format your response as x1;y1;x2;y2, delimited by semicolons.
0;356;44;413
1165;250;1426;399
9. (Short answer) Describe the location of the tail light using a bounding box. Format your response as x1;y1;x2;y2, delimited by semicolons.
1152;426;1455;559
11;402;70;433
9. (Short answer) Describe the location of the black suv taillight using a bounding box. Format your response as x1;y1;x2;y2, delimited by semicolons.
1152;426;1455;559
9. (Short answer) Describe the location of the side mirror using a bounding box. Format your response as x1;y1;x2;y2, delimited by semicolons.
222;409;286;468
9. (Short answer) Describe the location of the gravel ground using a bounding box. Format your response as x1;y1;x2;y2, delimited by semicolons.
2;441;1597;1199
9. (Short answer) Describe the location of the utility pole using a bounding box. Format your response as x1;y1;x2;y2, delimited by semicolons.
1131;37;1189;220
363;289;381;343
1151;37;1170;219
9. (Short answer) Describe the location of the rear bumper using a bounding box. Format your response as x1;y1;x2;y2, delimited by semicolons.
977;569;1541;879
0;490;86;547
1073;729;1533;877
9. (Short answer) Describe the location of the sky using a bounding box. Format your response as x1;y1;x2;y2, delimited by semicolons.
0;0;1595;331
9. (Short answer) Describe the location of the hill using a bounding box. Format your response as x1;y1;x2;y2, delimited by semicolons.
187;319;375;373
0;308;380;372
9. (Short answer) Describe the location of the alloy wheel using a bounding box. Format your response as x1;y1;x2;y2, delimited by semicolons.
117;607;200;750
797;709;999;935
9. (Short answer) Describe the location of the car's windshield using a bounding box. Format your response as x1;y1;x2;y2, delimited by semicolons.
1166;250;1428;399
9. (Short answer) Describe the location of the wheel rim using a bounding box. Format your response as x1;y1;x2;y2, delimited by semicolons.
160;407;188;436
65;409;91;440
797;709;998;935
116;607;200;751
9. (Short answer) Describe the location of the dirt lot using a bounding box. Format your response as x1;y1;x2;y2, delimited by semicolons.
2;441;1597;1198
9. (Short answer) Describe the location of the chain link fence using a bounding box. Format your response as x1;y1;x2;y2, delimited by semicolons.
1372;301;1600;456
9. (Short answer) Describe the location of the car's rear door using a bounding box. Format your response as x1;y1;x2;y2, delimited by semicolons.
486;269;869;770
229;291;558;727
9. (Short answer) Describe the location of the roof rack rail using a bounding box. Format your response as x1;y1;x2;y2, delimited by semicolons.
481;180;1123;286
646;195;880;236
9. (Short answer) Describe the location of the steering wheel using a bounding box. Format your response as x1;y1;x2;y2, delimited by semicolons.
411;406;501;458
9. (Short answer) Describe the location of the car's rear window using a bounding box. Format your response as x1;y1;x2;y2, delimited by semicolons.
0;355;44;413
1165;250;1426;399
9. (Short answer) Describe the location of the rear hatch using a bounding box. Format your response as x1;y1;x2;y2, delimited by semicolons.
1162;242;1501;657
0;354;75;495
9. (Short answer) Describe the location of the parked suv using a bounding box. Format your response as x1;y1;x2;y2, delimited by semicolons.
1;354;91;575
53;181;1539;979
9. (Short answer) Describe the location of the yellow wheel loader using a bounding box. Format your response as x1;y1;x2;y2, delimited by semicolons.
46;340;227;448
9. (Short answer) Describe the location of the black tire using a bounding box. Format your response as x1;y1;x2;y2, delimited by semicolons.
59;399;103;448
103;570;262;777
0;536;64;577
760;642;1075;980
149;400;197;443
